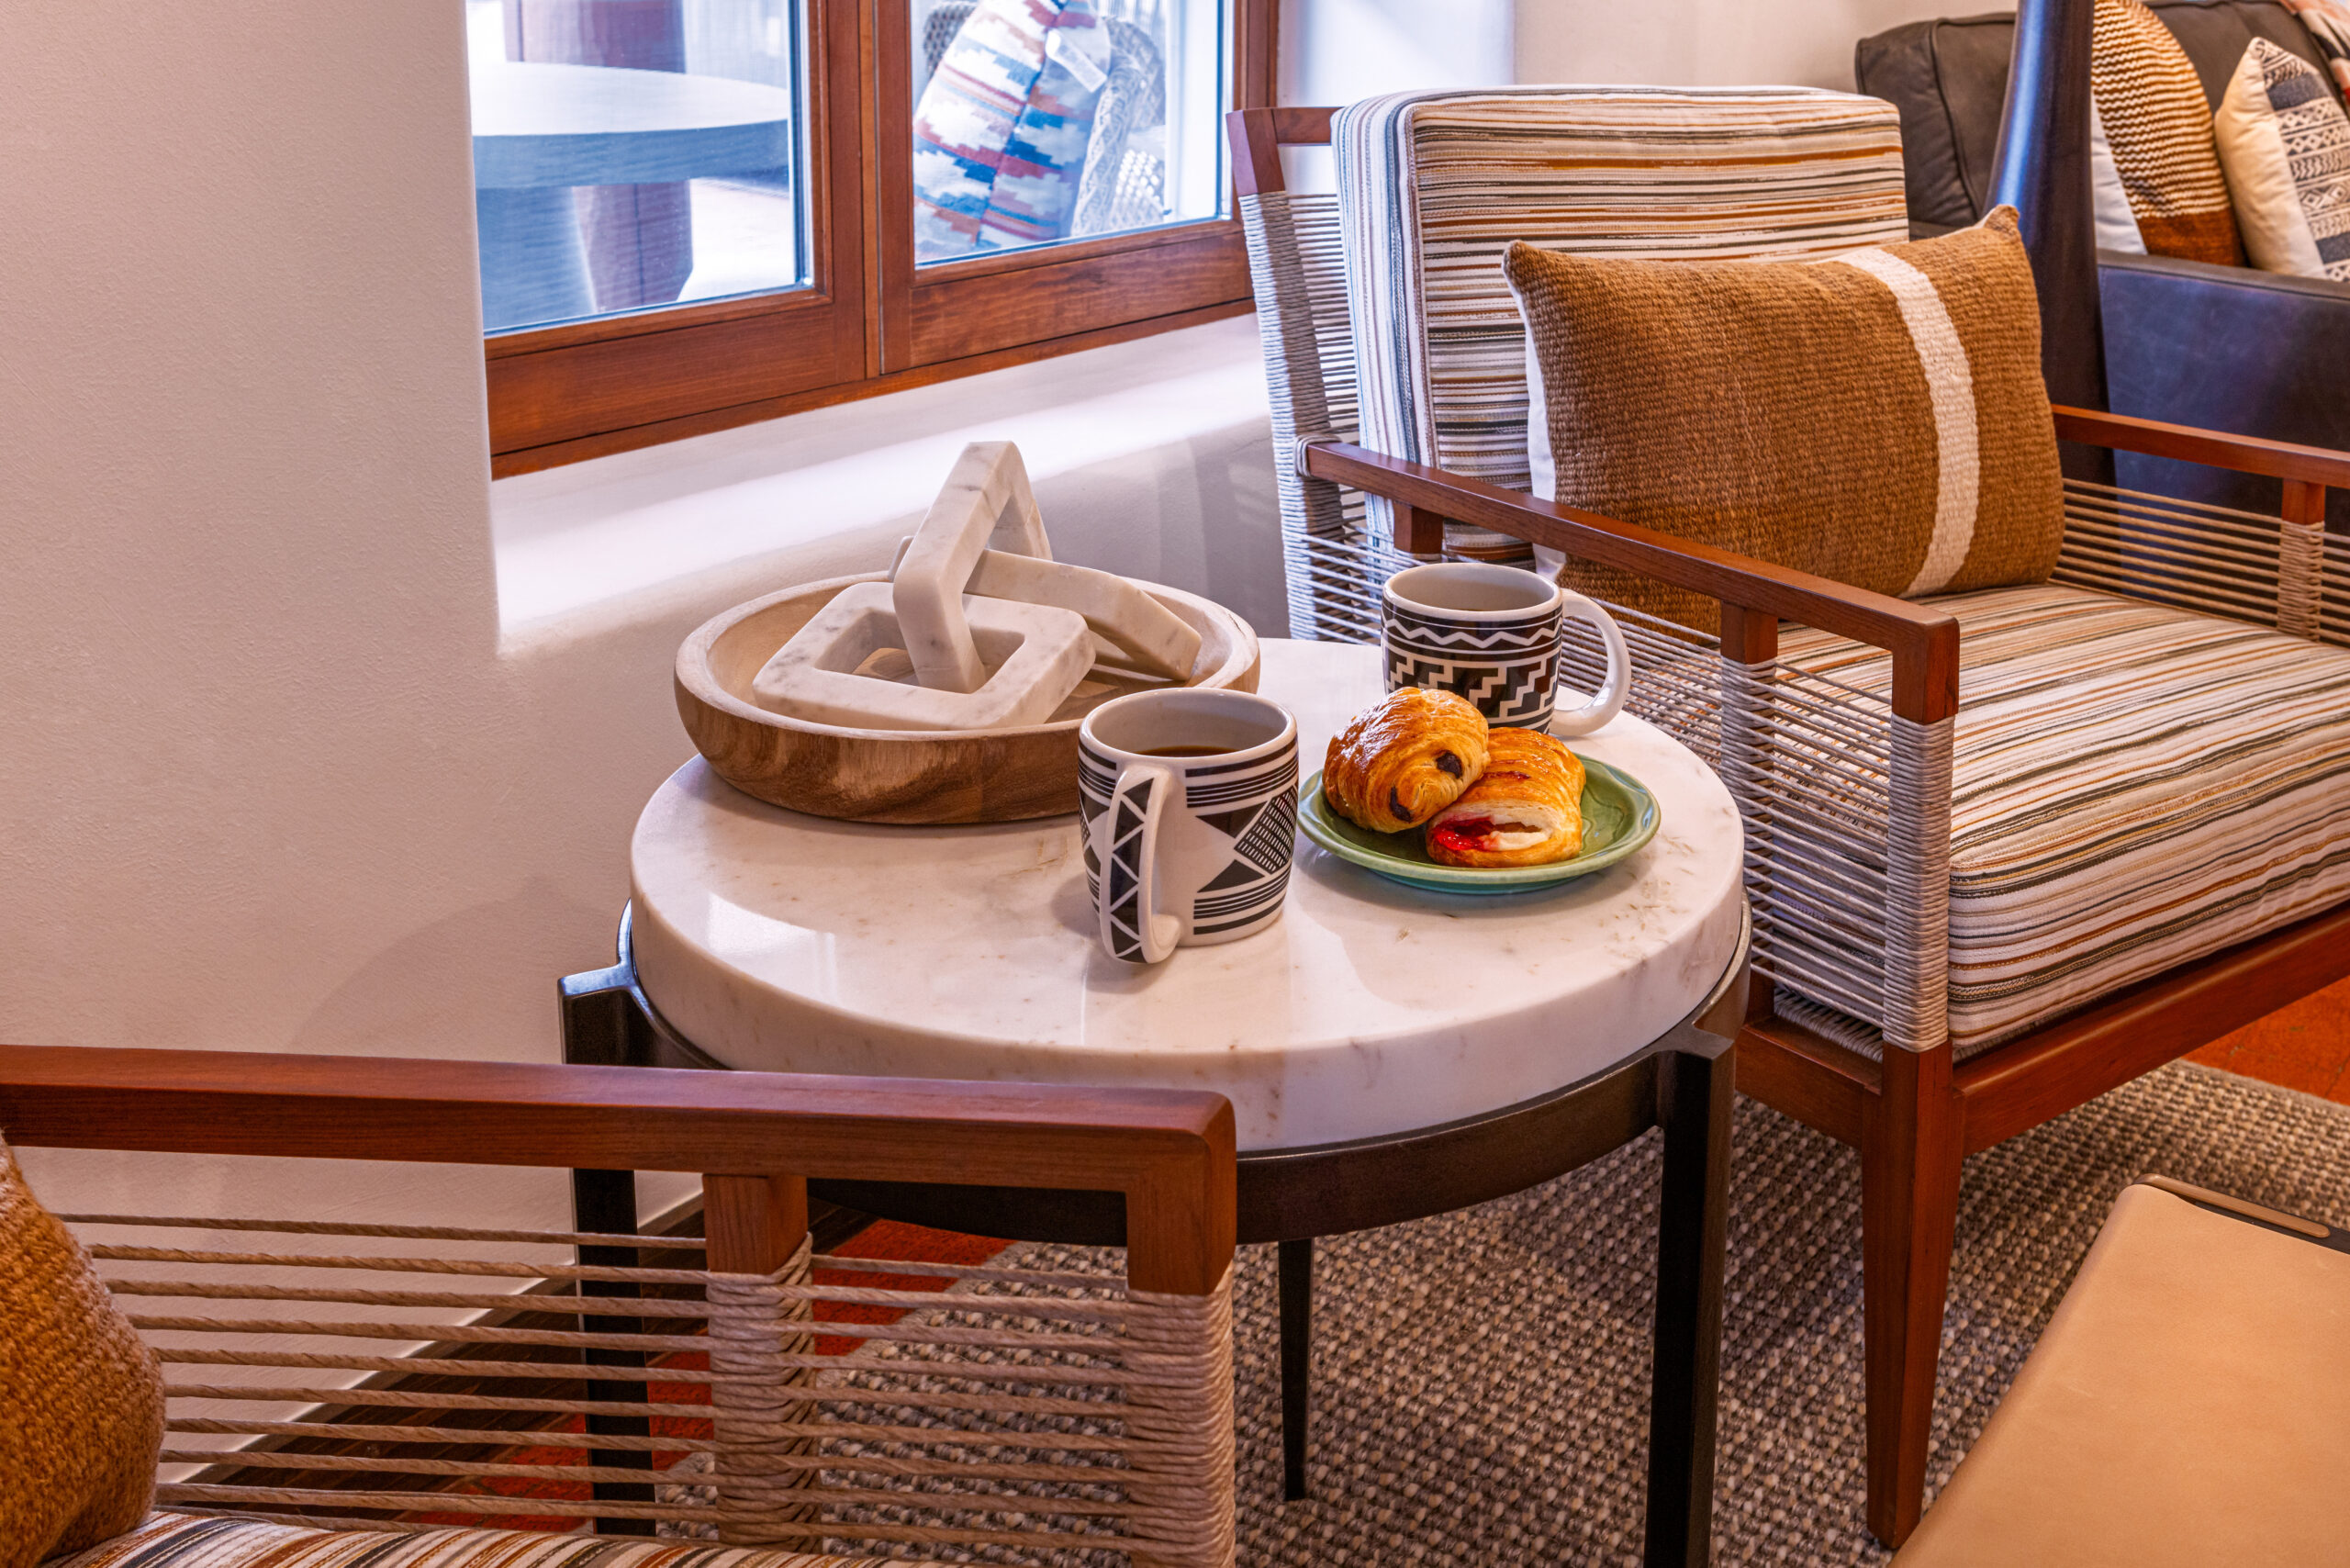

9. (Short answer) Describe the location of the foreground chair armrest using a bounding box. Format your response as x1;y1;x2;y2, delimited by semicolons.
0;1044;1236;1564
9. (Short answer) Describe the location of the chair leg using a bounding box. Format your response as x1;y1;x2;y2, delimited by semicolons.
1860;1045;1964;1548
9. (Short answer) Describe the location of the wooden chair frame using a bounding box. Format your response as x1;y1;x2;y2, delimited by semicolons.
0;1044;1236;1560
1231;104;2350;1546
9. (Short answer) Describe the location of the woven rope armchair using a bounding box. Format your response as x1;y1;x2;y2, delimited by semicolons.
2;1045;1236;1567
1232;83;2350;1548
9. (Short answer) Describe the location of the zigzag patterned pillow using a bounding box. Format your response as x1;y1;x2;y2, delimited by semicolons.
2216;37;2350;280
2093;0;2247;264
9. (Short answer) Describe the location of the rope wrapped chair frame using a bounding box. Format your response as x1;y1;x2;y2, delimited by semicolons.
1229;88;2350;1551
0;1045;1237;1567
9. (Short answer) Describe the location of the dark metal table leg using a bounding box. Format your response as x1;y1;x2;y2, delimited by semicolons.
564;960;657;1534
1643;1036;1732;1568
1280;1236;1315;1501
572;1167;655;1536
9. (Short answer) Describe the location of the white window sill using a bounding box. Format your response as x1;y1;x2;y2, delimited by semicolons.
493;314;1274;658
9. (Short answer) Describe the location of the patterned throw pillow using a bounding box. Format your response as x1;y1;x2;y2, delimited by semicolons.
2093;0;2248;264
912;0;1112;261
0;1137;164;1567
2215;38;2350;280
1505;209;2065;635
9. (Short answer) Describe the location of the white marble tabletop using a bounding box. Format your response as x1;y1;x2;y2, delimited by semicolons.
631;639;1745;1150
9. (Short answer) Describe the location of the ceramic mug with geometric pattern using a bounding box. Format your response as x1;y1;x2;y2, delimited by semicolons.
1382;562;1630;736
1078;689;1300;964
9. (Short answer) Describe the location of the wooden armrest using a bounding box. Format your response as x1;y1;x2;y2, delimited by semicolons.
1303;440;1962;722
2053;405;2350;490
0;1044;1236;1293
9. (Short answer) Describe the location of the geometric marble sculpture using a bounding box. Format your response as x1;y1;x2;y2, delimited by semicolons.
908;547;1203;680
749;440;1200;733
893;441;1055;694
748;581;1093;732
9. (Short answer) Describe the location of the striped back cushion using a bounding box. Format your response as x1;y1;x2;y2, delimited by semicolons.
1334;86;1911;551
2093;0;2248;264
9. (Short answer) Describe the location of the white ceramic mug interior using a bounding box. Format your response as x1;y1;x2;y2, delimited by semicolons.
1079;689;1300;964
1385;561;1561;619
1081;687;1292;762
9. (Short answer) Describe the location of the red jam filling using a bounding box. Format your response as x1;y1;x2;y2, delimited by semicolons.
1429;818;1494;857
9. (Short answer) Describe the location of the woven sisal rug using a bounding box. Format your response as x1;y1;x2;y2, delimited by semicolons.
1002;1061;2350;1566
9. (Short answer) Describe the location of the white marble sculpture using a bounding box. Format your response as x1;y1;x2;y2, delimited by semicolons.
750;442;1203;732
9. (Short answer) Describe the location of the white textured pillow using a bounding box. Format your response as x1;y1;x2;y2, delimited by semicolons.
2215;38;2350;279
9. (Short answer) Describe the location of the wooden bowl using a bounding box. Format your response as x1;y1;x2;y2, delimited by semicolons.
677;572;1261;823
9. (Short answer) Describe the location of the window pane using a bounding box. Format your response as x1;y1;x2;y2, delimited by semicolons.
468;0;810;333
910;0;1226;263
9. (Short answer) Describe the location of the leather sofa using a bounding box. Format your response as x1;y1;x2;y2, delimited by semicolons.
1860;1;2350;527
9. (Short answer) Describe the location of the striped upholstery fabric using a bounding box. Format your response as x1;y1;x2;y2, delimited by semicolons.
1332;86;1911;558
44;1513;907;1568
1775;583;2350;1057
2093;0;2248;264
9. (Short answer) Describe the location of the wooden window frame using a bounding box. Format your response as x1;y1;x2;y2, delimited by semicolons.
486;0;1278;476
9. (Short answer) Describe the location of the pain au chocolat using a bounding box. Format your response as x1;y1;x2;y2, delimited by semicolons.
1322;688;1490;834
1425;727;1585;868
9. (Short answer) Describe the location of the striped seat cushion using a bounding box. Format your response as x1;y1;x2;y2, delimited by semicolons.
1776;584;2350;1056
1333;86;1912;558
44;1513;910;1568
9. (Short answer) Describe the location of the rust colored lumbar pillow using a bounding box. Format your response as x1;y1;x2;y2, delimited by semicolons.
0;1136;165;1566
2093;0;2248;264
1505;207;2065;634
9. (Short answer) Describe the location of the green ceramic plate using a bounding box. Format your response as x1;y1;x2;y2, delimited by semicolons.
1297;756;1662;895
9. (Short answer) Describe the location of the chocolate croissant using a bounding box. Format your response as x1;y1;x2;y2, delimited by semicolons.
1323;688;1490;834
1425;728;1586;868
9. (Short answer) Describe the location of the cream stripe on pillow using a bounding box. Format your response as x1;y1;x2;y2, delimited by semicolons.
1828;247;1982;596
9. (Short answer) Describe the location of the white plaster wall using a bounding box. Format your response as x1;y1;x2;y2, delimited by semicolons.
1514;0;1969;92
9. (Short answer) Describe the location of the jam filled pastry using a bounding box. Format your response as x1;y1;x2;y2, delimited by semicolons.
1424;728;1586;868
1322;688;1491;834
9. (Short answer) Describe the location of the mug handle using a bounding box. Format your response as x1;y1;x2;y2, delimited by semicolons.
1550;590;1631;737
1096;763;1182;963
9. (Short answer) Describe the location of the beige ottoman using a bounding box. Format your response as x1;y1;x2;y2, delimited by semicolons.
1897;1177;2350;1566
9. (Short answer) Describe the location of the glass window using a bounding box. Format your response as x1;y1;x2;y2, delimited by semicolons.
908;0;1226;264
466;0;810;332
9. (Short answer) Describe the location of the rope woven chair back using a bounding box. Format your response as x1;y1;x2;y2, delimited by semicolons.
64;1179;1234;1565
1073;19;1169;237
920;2;976;84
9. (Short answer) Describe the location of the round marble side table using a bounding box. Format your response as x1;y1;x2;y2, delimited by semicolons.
565;639;1746;1559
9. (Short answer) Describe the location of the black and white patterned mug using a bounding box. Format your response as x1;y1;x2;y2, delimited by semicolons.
1078;689;1300;964
1382;562;1629;735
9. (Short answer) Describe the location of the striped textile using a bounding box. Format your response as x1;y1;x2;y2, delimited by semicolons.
43;1513;907;1568
1332;86;1910;557
2093;0;2248;264
1774;582;2350;1057
2280;0;2350;95
912;0;1109;260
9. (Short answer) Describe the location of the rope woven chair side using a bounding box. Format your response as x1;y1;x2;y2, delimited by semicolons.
78;1207;1237;1563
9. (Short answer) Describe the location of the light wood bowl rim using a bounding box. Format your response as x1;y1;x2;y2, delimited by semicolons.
677;570;1259;742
